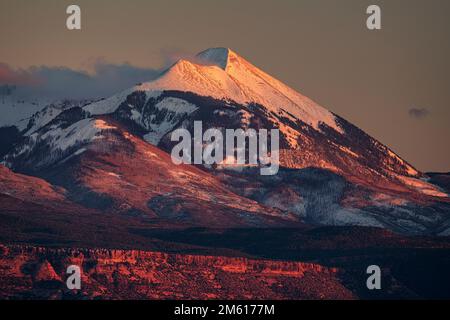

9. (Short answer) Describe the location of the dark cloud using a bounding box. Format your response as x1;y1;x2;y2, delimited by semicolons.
0;48;205;101
0;61;163;100
408;108;430;119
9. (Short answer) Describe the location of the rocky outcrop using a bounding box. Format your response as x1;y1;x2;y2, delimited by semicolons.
0;244;353;300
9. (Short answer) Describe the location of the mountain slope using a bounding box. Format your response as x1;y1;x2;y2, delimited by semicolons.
2;109;296;228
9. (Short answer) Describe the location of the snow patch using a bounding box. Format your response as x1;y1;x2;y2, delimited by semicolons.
82;88;149;115
93;119;116;130
142;97;198;145
337;145;359;158
396;175;448;197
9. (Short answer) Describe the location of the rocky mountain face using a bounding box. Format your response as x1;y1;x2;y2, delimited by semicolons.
0;244;354;300
2;238;450;300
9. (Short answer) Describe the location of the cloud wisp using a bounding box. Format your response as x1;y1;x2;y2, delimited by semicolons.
408;107;430;119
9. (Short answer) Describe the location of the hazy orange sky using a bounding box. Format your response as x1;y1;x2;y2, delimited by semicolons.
0;0;449;172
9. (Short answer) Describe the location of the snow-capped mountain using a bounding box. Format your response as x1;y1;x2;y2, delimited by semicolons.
81;48;427;187
1;48;449;234
85;48;339;132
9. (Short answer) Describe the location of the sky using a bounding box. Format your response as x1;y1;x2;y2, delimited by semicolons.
0;0;449;172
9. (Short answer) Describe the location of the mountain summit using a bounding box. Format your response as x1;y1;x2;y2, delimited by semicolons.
196;47;235;70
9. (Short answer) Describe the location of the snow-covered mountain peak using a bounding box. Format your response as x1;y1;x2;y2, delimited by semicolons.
196;47;234;70
133;48;343;133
